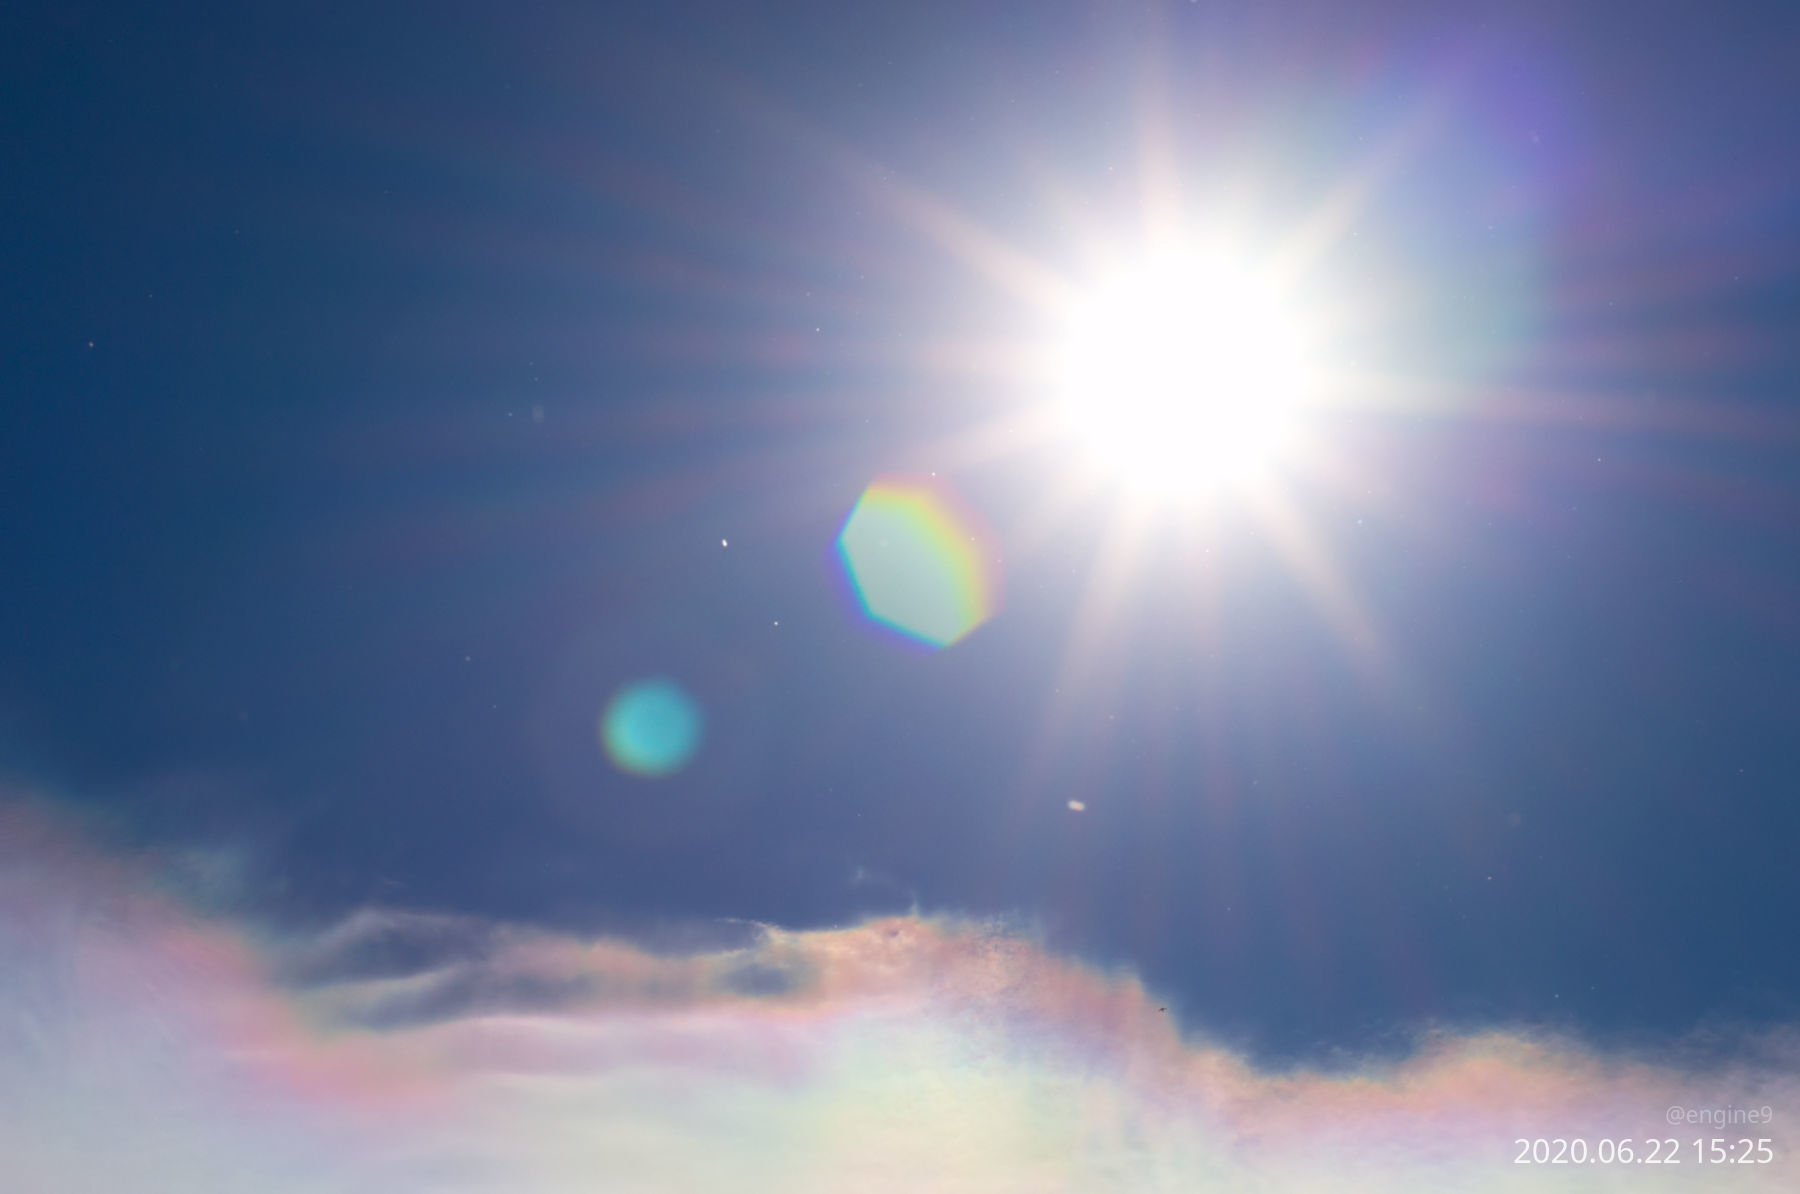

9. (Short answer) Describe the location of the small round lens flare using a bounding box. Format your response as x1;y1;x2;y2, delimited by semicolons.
599;678;703;777
1056;249;1315;495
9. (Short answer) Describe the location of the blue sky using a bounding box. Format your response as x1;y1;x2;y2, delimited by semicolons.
3;2;1799;1187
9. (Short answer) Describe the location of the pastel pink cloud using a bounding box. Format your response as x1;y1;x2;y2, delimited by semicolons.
2;798;1794;1193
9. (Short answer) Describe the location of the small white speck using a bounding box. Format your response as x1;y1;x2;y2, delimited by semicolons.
721;539;728;547
1067;800;1086;812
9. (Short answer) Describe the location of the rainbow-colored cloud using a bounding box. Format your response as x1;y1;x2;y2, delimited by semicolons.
2;798;1795;1193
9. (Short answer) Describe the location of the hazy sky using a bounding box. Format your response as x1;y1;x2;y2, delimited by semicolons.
4;2;1798;1189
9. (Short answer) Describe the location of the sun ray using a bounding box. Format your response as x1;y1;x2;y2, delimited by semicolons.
1264;99;1451;283
1244;485;1393;691
854;167;1079;314
1014;503;1159;802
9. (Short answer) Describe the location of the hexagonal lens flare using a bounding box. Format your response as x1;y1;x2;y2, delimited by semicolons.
836;475;1002;649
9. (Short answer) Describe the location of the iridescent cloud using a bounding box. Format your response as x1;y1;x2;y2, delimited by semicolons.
2;798;1794;1192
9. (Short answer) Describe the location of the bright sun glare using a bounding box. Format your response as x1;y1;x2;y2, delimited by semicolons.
1056;244;1318;496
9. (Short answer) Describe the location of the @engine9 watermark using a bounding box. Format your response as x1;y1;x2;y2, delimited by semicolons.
1667;1104;1774;1127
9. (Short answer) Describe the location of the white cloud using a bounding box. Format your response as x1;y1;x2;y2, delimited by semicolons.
2;800;1795;1193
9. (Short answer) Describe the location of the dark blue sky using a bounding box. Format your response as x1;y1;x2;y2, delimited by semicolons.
5;0;1799;1065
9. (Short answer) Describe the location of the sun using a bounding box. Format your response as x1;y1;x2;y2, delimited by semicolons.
1054;242;1319;497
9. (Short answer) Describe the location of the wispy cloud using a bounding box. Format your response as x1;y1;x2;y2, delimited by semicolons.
2;798;1794;1192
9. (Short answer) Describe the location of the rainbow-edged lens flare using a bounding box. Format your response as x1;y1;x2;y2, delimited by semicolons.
836;475;1002;649
599;677;703;777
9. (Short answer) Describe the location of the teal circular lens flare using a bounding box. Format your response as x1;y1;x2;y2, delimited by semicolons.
599;678;703;777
